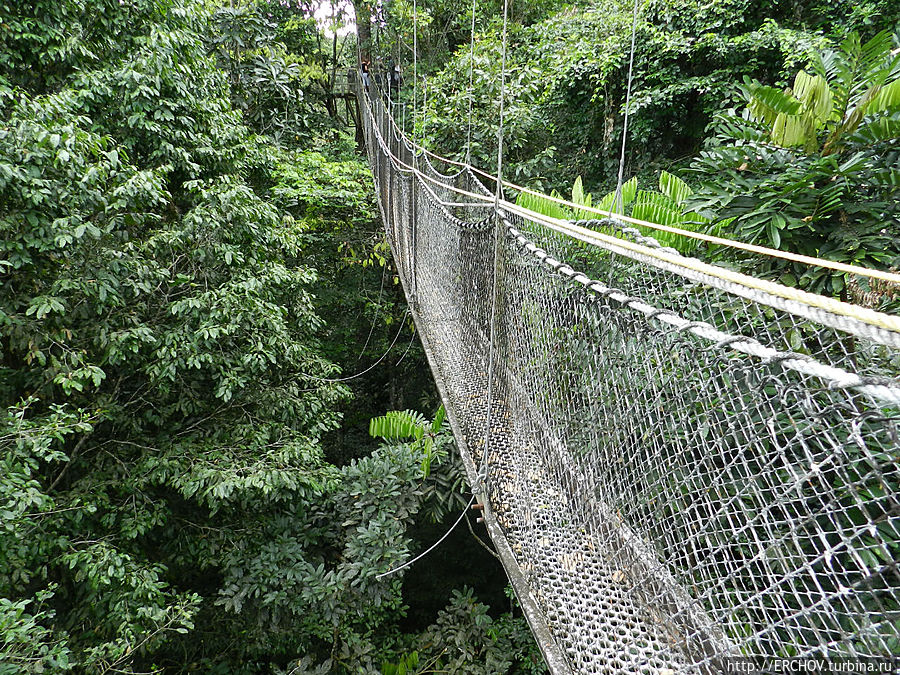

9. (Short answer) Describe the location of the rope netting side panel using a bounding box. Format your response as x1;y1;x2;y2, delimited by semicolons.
358;84;900;674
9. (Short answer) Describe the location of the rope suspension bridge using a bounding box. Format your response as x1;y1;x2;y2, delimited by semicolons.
355;16;900;672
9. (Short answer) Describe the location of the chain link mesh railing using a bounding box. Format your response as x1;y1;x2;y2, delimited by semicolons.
358;81;900;674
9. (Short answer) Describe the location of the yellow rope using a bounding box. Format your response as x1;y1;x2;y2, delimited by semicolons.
500;201;900;336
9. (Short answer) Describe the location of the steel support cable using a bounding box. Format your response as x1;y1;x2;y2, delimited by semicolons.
612;0;641;214
303;308;411;383
394;323;418;366
356;103;900;347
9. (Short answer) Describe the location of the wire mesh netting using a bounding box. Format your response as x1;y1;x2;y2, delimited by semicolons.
359;82;900;673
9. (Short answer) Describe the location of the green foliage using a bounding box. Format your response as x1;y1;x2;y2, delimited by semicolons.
411;0;897;191
688;30;900;294
514;174;597;220
742;29;900;154
0;1;427;671
0;0;170;95
370;406;449;477
208;3;315;141
415;588;544;673
0;589;72;674
379;588;546;674
0;1;550;673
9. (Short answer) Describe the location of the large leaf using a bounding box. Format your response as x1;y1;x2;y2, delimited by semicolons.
747;84;803;126
369;410;428;441
658;171;692;204
571;175;586;206
869;78;900;114
596;177;637;215
792;70;832;122
772;112;812;148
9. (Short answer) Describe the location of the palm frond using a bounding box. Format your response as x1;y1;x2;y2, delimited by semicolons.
596;177;637;215
369;410;428;441
659;171;692;204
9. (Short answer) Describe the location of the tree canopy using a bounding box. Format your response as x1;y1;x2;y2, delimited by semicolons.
2;0;898;672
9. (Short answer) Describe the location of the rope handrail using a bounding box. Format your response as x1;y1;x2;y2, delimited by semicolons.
409;144;900;403
371;85;900;287
359;84;900;347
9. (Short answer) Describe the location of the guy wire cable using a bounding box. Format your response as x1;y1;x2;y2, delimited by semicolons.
611;0;642;215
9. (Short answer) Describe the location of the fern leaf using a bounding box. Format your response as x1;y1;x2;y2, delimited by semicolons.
516;189;571;220
772;112;809;147
658;171;692;204
632;191;682;226
369;410;427;441
431;404;446;433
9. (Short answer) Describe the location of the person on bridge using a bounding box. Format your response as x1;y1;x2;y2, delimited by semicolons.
361;61;371;92
389;62;403;99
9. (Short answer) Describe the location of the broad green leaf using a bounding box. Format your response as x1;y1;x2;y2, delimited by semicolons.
658;171;692;204
869;78;900;114
747;85;803;126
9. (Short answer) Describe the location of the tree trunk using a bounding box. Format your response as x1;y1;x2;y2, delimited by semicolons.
354;0;372;64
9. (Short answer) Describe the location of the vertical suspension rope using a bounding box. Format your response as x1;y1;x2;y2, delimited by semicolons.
465;0;478;162
479;0;511;488
612;0;641;214
422;75;428;146
410;0;419;303
494;0;510;207
412;0;418;154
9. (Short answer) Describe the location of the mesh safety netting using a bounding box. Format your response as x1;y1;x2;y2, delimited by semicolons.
359;83;900;674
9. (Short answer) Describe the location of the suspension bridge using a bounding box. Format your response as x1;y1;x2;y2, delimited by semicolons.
356;54;900;673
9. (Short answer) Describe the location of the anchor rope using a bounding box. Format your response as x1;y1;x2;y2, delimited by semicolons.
304;308;411;383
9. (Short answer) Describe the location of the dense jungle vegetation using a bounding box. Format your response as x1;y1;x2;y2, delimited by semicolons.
0;0;897;674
